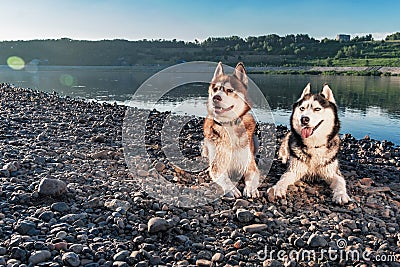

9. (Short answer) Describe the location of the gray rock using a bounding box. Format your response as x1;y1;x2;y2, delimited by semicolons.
234;199;249;208
0;247;6;255
149;256;161;265
0;256;6;266
38;178;67;195
294;237;306;248
3;162;18;172
0;169;10;177
307;234;328;248
137;170;149;177
236;209;254;223
135;261;148;267
113;261;129;267
154;162;165;172
104;199;131;211
211;252;224;262
243;224;267;233
62;252;80;267
69;244;83;254
39;211;54;222
196;259;212;266
113;250;130;261
91;134;105;143
60;213;87;223
51;202;70;212
10;247;27;261
176;235;190;243
128;251;141;263
15;220;36;234
28;250;52;265
148;217;169;233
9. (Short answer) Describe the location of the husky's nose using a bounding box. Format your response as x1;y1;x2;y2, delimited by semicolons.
213;95;222;102
301;116;310;125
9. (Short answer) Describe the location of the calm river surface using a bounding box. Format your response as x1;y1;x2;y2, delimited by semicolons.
1;65;399;144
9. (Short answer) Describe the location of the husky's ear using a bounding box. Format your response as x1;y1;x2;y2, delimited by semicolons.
321;84;336;104
212;62;224;80
298;83;311;101
233;62;248;86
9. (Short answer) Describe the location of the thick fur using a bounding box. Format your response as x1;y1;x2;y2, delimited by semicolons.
269;83;350;205
202;62;260;198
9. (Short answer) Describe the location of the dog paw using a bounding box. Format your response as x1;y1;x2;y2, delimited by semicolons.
243;186;260;198
224;187;242;198
332;191;350;205
267;185;287;202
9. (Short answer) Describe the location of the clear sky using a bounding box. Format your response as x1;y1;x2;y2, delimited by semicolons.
1;0;399;41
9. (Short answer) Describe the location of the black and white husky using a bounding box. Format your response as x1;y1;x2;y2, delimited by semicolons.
268;83;350;205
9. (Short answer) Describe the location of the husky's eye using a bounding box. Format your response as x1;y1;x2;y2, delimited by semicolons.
213;87;218;93
299;107;305;111
226;88;234;93
314;107;321;111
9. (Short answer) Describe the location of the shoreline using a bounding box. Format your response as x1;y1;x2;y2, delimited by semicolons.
2;64;400;76
0;83;399;266
248;66;400;76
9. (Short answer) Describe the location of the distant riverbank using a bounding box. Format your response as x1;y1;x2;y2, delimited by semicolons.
248;66;400;76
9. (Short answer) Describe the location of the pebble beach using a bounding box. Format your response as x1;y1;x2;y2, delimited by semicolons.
0;83;399;267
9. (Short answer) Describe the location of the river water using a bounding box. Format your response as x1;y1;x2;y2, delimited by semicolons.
1;65;399;144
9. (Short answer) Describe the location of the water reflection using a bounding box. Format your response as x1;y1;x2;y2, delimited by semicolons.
0;66;399;144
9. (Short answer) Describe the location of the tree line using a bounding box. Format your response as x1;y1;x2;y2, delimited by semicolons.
1;33;400;67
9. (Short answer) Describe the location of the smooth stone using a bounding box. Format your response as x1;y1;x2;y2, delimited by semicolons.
62;252;80;267
104;199;131;211
39;211;54;222
196;259;212;266
112;261;129;267
135;261;149;267
28;250;52;265
51;202;70;213
148;217;169;233
54;242;68;250
91;135;105;143
176;235;190;243
69;244;83;254
212;252;224;262
38;178;67;195
137;170;149;177
236;209;254;223
294;238;306;248
113;250;130;261
307;234;328;248
234;199;249;208
243;224;268;233
15;220;36;234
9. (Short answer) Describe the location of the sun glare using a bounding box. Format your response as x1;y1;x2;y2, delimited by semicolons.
7;56;25;70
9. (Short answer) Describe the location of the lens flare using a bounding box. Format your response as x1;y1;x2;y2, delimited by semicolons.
7;56;25;70
59;74;76;86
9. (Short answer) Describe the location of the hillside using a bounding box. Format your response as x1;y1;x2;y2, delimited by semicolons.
1;34;400;67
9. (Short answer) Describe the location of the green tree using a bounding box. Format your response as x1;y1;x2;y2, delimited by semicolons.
385;32;400;41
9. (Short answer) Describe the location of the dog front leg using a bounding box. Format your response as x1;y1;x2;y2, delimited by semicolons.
268;171;299;200
330;173;350;205
210;169;241;198
243;162;260;198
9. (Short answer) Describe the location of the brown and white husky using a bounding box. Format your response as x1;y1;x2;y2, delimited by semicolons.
268;83;351;205
202;62;260;198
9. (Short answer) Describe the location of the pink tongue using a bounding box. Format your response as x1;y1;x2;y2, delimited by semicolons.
301;127;313;138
